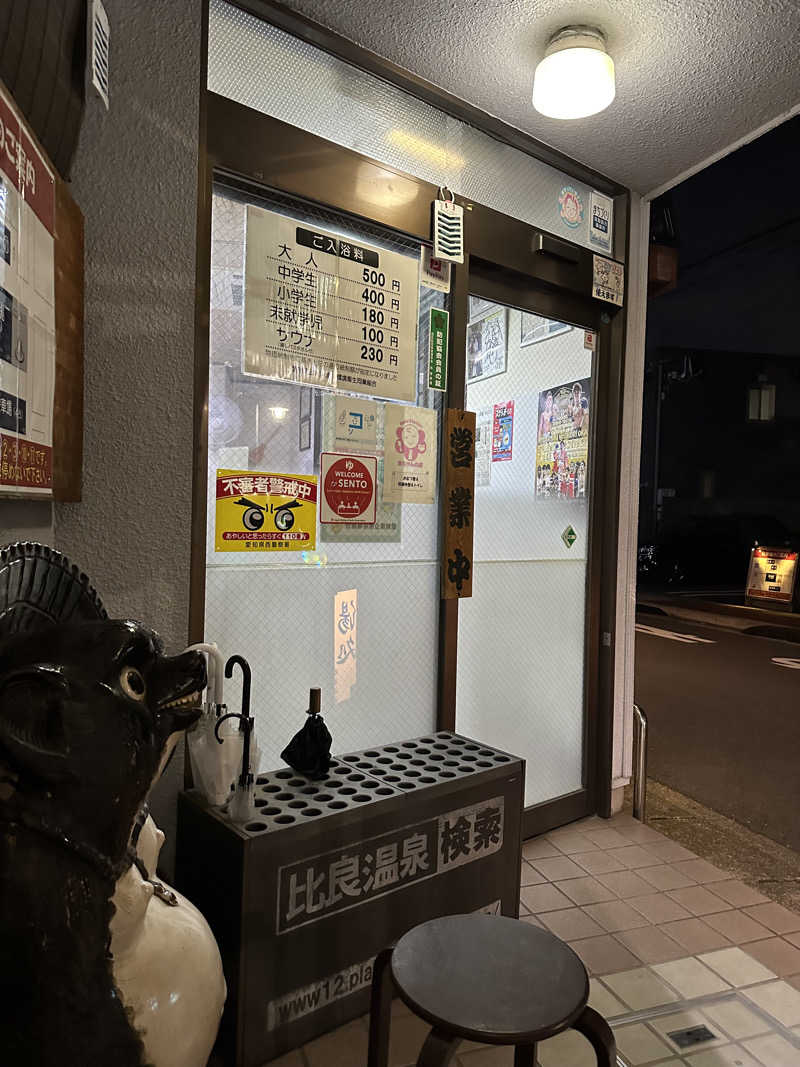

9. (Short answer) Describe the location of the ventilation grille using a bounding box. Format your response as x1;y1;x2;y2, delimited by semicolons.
91;0;110;109
433;200;464;263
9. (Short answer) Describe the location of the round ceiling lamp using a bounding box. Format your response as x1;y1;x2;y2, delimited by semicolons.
533;26;615;120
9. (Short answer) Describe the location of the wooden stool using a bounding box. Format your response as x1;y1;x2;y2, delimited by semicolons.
367;914;615;1067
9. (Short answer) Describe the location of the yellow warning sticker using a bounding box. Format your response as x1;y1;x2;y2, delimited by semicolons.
215;470;317;553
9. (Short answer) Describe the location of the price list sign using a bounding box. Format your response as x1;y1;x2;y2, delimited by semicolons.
244;205;419;403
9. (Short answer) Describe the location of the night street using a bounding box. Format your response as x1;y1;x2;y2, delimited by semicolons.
635;612;800;851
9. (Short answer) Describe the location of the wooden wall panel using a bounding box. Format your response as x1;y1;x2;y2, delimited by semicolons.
52;177;83;501
441;408;476;600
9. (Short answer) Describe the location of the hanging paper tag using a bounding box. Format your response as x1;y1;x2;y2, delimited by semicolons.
433;198;464;264
420;246;452;292
584;330;596;351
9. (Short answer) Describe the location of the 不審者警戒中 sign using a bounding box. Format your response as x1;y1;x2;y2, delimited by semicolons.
244;206;420;402
215;469;317;553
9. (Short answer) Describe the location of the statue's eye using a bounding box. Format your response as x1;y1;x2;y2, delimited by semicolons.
120;667;146;701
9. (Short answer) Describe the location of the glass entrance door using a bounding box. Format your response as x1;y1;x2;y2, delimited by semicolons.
455;294;596;830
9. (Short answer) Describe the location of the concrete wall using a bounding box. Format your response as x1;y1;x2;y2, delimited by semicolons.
0;501;53;545
57;0;200;643
16;0;202;870
3;0;202;621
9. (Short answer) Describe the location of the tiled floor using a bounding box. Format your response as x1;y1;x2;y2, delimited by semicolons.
265;813;800;1066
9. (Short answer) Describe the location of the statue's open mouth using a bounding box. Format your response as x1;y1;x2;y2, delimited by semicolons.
157;683;204;734
159;690;202;711
153;652;207;735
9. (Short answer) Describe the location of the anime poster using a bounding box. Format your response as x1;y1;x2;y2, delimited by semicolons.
491;401;514;462
534;378;591;500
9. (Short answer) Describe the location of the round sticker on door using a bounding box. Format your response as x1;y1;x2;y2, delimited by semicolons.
558;185;584;229
320;452;377;524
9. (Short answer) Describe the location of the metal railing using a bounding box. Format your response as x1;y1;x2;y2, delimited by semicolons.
632;704;648;822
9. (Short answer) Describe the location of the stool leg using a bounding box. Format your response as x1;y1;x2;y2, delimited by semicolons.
573;1005;616;1066
367;946;395;1067
416;1028;460;1067
514;1043;537;1066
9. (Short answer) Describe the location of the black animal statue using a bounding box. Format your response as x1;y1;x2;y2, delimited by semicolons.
0;544;207;1065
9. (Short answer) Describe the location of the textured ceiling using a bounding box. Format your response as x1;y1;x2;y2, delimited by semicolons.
280;0;800;195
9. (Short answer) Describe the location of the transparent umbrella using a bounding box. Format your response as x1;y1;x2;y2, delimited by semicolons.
220;655;259;823
184;643;241;807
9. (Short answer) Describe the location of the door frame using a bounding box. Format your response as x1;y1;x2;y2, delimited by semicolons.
192;90;629;828
459;260;616;837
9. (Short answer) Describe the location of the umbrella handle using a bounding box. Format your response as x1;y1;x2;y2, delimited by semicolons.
225;654;252;719
185;642;225;705
214;711;254;785
214;711;242;744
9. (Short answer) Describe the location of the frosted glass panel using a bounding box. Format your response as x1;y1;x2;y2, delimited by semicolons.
208;0;601;251
205;186;443;771
206;564;439;769
456;303;593;807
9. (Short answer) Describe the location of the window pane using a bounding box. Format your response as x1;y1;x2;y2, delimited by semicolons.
206;187;444;767
457;303;593;806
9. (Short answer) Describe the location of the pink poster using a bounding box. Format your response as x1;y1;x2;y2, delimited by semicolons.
492;401;514;462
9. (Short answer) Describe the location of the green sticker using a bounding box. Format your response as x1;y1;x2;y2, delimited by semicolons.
562;524;578;549
428;307;449;392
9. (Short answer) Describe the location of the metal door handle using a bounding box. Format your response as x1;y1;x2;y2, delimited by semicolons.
533;233;580;264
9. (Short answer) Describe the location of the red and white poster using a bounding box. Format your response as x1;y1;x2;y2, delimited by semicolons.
320;452;377;524
0;82;56;495
492;401;514;462
383;404;437;505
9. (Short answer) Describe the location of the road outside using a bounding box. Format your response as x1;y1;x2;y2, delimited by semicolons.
634;611;800;851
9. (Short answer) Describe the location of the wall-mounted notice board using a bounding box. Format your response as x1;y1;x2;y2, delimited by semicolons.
0;78;83;501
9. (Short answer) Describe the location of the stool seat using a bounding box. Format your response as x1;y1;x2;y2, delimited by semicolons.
390;914;589;1045
368;913;615;1067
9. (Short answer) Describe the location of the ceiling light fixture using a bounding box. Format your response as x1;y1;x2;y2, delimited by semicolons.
533;26;615;120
